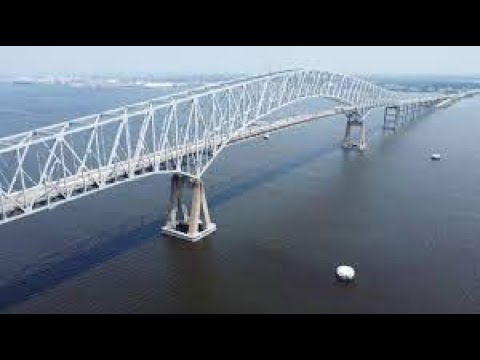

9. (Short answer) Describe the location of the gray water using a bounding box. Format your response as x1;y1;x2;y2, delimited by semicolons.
0;82;479;313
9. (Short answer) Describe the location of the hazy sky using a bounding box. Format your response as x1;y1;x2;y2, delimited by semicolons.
0;46;478;76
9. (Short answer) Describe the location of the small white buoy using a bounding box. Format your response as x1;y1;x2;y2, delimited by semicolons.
431;154;441;161
336;265;355;282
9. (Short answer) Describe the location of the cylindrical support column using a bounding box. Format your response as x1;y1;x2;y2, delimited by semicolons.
359;121;366;150
187;180;202;236
176;176;188;222
343;121;352;147
201;184;212;228
167;174;181;227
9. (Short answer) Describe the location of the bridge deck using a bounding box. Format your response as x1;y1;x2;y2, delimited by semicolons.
0;68;473;227
0;109;337;223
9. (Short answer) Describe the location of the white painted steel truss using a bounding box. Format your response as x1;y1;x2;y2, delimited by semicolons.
0;69;455;225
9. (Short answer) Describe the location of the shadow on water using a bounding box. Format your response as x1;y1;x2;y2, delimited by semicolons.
208;142;341;207
0;218;163;311
0;140;342;312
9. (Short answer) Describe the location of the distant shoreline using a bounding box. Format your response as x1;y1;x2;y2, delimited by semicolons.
1;73;480;93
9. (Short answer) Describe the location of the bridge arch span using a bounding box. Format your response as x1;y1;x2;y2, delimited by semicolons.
0;69;452;240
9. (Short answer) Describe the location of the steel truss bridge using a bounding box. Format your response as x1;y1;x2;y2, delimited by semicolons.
0;69;474;241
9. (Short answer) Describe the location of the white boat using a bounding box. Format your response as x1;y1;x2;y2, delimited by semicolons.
263;134;270;140
336;265;355;282
431;154;441;160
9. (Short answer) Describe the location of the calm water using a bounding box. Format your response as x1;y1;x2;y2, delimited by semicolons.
0;83;480;313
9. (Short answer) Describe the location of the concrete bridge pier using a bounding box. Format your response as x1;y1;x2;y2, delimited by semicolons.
384;106;400;130
162;174;216;242
343;116;366;151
